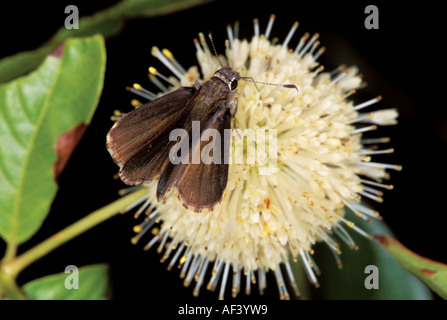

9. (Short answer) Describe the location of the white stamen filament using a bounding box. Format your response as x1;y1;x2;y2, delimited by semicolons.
149;74;169;92
168;242;186;271
148;66;178;86
299;33;319;57
162;48;187;74
299;248;319;286
219;263;231;300
358;161;402;171
359;190;383;203
227;24;234;47
253;18;260;37
361;178;394;190
360;148;394;156
283;21;299;48
151;46;184;79
265;14;275;39
352;125;377;134
354;96;382;111
126;86;156;101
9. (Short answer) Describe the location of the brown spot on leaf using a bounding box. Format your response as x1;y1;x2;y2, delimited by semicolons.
51;42;66;58
373;235;388;246
420;269;437;276
53;123;87;183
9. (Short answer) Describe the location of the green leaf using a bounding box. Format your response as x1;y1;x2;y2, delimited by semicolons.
375;235;447;299
309;209;432;299
0;35;106;245
0;0;209;83
22;264;109;300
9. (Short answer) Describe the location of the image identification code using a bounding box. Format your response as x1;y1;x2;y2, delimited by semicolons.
178;304;268;317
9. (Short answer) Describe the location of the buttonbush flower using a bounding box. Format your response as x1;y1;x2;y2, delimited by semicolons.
116;15;400;300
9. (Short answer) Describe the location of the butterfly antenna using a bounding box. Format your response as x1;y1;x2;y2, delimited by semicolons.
208;32;224;68
240;77;299;92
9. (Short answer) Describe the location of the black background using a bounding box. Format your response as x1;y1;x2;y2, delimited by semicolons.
1;0;446;304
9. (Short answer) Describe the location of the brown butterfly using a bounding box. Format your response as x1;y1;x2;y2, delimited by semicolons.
107;35;297;212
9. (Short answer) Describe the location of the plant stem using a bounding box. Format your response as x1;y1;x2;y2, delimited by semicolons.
2;188;147;280
0;275;28;300
3;243;18;262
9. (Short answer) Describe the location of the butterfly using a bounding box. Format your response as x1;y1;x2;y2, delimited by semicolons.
107;35;297;212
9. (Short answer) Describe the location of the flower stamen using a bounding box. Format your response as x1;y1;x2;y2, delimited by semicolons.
283;21;299;48
151;46;185;79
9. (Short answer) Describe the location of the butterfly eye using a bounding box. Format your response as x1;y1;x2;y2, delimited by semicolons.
230;79;238;90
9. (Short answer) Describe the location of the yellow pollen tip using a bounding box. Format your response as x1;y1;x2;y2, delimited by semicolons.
162;48;173;59
151;46;160;57
133;83;142;90
396;165;403;171
131;99;141;107
130;236;139;245
133;225;142;233
363;156;371;162
148;66;157;75
151;227;159;235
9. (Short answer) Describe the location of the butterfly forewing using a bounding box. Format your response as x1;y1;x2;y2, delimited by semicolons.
175;108;232;212
107;87;196;184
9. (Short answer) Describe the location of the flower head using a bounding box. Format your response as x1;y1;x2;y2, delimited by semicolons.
121;15;400;299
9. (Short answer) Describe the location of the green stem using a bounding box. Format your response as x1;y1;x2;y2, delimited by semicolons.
3;243;18;262
2;188;147;280
0;275;28;300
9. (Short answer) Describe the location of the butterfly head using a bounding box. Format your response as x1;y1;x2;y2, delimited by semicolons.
213;67;240;91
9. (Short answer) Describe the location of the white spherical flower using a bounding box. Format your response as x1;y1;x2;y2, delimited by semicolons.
123;15;400;300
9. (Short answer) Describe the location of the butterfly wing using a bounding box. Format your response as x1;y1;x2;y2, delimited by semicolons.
176;108;232;212
106;87;196;184
156;107;232;212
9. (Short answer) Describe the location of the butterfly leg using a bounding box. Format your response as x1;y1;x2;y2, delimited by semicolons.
223;96;241;138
